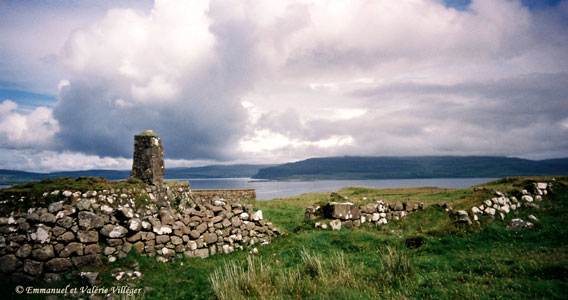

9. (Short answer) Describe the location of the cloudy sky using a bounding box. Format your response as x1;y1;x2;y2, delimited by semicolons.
1;0;567;172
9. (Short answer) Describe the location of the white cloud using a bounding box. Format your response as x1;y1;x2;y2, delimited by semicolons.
239;128;354;156
0;149;131;172
57;80;70;92
0;100;59;149
0;100;18;115
0;1;153;95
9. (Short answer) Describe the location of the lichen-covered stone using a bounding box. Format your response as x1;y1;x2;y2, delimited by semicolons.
203;233;218;244
45;258;73;273
59;242;84;257
15;244;32;258
77;230;99;243
56;216;74;229
28;225;51;244
171;236;183;245
127;218;142;231
330;219;341;230
58;231;75;242
32;245;54;261
72;254;102;267
324;202;360;220
100;225;128;238
133;242;145;253
78;212;104;230
76;199;91;211
84;244;102;255
40;212;56;224
196;223;207;233
153;225;172;235
23;259;43;276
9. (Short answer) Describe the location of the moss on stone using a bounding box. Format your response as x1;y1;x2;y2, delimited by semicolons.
135;130;159;137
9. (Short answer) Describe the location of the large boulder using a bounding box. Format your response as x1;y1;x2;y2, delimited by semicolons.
323;202;360;220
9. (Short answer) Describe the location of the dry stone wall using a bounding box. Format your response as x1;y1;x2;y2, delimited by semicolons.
0;182;280;283
191;189;256;203
305;194;426;230
454;181;553;226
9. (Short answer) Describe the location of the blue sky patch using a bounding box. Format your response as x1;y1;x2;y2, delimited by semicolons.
443;0;564;11
0;89;57;112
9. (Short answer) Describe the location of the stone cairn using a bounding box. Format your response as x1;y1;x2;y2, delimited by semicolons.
305;192;425;230
454;181;552;228
131;130;164;185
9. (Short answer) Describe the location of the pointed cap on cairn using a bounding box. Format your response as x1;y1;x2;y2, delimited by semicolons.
130;130;164;185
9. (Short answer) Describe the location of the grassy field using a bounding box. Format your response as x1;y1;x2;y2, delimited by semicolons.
2;176;567;299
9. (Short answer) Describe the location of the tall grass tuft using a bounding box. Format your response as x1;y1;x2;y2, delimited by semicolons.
300;247;324;279
375;245;415;289
209;249;358;299
210;255;275;300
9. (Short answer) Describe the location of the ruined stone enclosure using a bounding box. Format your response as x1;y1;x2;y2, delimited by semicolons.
0;130;271;283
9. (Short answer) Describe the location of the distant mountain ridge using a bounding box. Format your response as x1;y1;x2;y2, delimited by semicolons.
2;156;567;185
252;156;568;180
0;164;273;185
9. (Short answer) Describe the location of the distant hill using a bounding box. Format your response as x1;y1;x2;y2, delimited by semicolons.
0;169;46;185
0;164;272;185
252;156;568;180
3;157;567;185
166;164;275;179
0;169;131;185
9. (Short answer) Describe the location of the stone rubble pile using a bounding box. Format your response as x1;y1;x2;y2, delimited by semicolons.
306;194;425;230
0;185;280;283
506;218;535;229
455;182;552;226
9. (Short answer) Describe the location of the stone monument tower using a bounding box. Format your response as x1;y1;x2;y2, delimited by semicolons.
131;130;164;185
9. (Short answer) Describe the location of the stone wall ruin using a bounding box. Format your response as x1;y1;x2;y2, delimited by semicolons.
0;130;275;283
0;184;279;283
306;195;426;230
192;189;256;203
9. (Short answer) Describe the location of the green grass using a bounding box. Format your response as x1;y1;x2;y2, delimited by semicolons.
1;176;567;299
0;177;152;214
0;177;191;214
